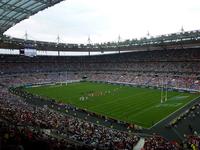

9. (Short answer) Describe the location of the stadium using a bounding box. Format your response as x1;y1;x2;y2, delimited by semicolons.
0;0;200;150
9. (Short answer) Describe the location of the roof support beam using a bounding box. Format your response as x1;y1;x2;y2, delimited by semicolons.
1;3;47;29
0;2;34;15
1;16;20;22
33;0;63;5
0;0;65;33
0;30;3;36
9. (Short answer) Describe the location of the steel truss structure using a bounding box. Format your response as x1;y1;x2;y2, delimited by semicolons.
0;0;64;34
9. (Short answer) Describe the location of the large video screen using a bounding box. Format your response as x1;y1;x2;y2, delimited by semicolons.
24;48;37;57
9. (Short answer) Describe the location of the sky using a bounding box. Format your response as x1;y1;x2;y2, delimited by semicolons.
4;0;200;44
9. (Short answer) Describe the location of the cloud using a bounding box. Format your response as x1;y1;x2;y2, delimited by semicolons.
5;0;200;43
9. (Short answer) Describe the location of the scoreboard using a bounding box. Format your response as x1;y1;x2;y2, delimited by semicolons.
20;44;37;57
24;48;37;57
20;48;37;57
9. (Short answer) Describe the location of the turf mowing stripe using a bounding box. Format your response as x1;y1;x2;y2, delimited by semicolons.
24;81;198;128
90;90;154;110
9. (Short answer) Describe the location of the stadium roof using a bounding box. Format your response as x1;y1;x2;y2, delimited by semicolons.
0;0;64;34
2;30;200;52
1;1;200;53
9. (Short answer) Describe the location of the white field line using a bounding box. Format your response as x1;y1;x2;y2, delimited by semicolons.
132;105;155;118
90;90;153;109
147;95;200;130
121;93;185;123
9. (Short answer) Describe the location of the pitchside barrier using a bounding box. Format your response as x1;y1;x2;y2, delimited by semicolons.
23;80;81;88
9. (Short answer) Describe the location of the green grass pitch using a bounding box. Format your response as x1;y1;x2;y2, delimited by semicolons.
24;81;199;128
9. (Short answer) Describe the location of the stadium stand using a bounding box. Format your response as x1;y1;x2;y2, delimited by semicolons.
0;47;200;149
1;1;200;149
0;48;199;91
0;85;140;150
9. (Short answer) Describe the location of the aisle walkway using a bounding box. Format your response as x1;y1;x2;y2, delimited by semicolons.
133;138;145;150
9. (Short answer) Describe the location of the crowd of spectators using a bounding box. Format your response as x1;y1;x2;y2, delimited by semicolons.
0;85;140;149
169;103;200;127
0;120;85;150
0;48;200;149
0;48;199;90
0;73;199;149
88;72;199;91
0;71;198;91
183;135;200;150
142;134;200;150
143;135;180;150
0;48;200;75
